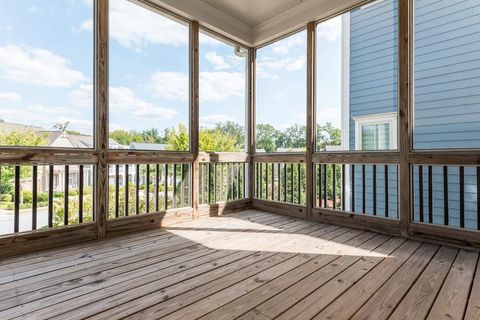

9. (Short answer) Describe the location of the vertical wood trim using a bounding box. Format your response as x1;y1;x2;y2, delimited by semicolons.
248;47;255;201
190;20;199;219
95;0;108;239
398;0;412;237
306;21;316;219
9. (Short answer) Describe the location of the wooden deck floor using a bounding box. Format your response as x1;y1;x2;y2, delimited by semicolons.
0;210;479;320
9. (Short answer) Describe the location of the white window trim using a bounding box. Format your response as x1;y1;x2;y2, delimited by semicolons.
352;112;397;150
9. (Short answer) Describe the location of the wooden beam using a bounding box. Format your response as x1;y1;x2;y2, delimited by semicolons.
306;21;315;220
312;152;399;164
252;199;306;219
0;150;97;165
197;152;249;163
398;0;411;238
108;151;194;164
312;207;401;237
409;152;480;165
409;223;480;251
191;20;200;219
0;223;97;259
253;153;306;163
248;47;256;201
95;0;109;239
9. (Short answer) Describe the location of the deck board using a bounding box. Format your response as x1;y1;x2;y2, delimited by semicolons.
0;210;478;320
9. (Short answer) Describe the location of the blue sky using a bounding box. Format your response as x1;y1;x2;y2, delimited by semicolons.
0;0;342;139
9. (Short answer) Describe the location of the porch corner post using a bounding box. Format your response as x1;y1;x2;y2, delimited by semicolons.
95;0;109;239
398;0;412;238
191;21;200;219
306;21;316;220
248;47;256;202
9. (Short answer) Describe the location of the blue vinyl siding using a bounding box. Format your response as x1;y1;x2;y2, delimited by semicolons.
349;0;398;150
349;0;398;218
413;0;480;149
348;0;479;225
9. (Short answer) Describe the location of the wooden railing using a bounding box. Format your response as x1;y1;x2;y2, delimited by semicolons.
0;163;95;235
254;162;306;206
314;163;399;219
412;165;480;231
198;162;247;205
108;163;191;219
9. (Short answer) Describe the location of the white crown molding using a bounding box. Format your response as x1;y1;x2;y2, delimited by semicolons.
149;0;368;47
253;0;367;46
147;0;254;46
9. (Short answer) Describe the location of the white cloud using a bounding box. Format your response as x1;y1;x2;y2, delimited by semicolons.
272;32;306;55
70;84;93;107
257;56;306;79
27;104;70;115
200;72;244;102
0;92;21;103
150;71;245;102
73;19;93;33
205;52;230;70
110;86;177;120
200;114;233;127
150;72;189;102
0;44;87;87
317;16;342;42
109;0;188;48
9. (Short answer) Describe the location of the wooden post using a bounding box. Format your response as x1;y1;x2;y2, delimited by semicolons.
306;22;316;220
95;0;109;239
248;47;256;201
190;21;200;219
398;0;411;238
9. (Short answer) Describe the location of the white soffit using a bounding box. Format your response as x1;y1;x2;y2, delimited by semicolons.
146;0;369;46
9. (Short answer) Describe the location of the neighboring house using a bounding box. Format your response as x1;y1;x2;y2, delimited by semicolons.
344;0;480;228
129;142;166;150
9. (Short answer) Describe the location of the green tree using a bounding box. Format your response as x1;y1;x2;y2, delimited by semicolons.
166;124;189;151
0;129;47;194
199;128;239;152
215;121;245;150
316;122;341;150
283;124;306;150
109;129;144;146
256;124;283;153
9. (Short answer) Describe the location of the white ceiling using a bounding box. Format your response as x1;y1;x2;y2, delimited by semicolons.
200;0;306;27
146;0;367;46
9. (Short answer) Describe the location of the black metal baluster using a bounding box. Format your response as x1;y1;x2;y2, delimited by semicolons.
428;166;433;223
125;165;129;216
48;165;54;227
362;165;366;214
419;165;424;223
155;164;159;212
135;164;140;215
342;164;346;211
32;166;38;230
115;164;120;218
79;165;84;223
146;164;150;213
14;166;20;233
351;164;355;213
443;166;449;226
384;165;389;218
164;164;168;211
323;164;327;208
460;166;465;228
64;165;69;225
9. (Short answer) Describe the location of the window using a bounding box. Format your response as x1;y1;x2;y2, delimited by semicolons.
109;0;190;151
413;0;480;149
199;31;247;152
0;1;94;148
315;0;398;151
353;113;397;150
255;30;307;153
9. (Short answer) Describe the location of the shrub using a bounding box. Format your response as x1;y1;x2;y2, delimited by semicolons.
22;190;33;204
53;192;64;199
38;192;48;202
0;194;12;202
53;197;94;226
68;189;78;196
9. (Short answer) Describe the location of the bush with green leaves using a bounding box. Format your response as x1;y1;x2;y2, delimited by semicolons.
53;197;94;226
0;194;12;202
